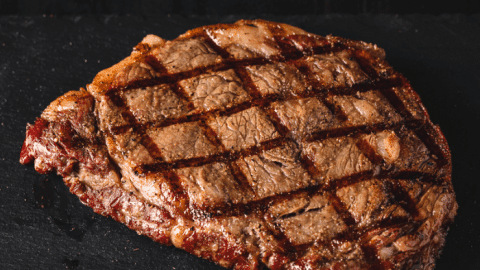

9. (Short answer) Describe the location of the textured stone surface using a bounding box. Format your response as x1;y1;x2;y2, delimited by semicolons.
1;14;479;270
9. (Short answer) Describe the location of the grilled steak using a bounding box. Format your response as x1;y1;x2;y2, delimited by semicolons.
20;19;457;270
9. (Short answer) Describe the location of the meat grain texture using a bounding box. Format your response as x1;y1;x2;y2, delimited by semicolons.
20;20;457;270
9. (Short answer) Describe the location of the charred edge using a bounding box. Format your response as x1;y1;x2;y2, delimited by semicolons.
108;53;325;95
210;172;370;219
271;31;347;60
324;75;404;97
227;161;256;199
272;35;304;60
377;170;440;189
234;66;263;100
265;24;287;38
197;120;226;151
298;153;323;180
355;137;385;165
360;223;425;270
216;100;255;117
308;118;422;143
171;83;195;110
231;62;298;175
141;136;164;160
326;192;357;228
351;123;427;181
105;91;163;161
384;180;420;219
106;91;166;164
290;50;401;131
262;218;302;263
138;117;424;176
133;42;151;54
291;58;321;91
145;55;169;74
206;26;287;71
108;38;348;97
275;217;414;268
200;30;232;59
106;66;223;95
322;92;349;122
351;46;436;163
414;122;449;168
205;195;270;219
291;216;413;251
105;91;137;127
364;216;413;237
105;55;169;95
360;244;385;270
137;137;288;173
291;50;381;94
176;28;208;40
390;171;440;184
109;77;402;136
262;106;291;137
276;208;308;221
160;170;192;219
193;121;257;201
274;189;335;221
204;169;433;224
351;49;382;80
110;124;140;136
326;171;375;191
111;111;208;135
104;140;127;183
379;84;415;121
275;102;319;180
138;154;227;173
312;43;348;55
160;171;184;195
343;216;415;248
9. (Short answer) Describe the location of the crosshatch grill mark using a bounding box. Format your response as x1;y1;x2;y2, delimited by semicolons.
98;27;450;268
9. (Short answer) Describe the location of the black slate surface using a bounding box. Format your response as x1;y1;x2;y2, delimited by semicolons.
2;0;480;16
1;14;479;270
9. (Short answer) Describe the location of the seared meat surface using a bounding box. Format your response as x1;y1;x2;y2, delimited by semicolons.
20;20;457;270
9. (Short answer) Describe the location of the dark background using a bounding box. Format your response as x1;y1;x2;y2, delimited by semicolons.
1;0;480;15
1;1;479;269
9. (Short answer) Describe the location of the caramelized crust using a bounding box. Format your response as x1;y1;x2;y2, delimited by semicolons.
20;19;456;270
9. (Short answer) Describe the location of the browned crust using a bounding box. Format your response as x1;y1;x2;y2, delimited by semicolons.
20;19;457;270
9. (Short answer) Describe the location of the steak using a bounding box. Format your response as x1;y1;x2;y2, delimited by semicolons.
20;19;457;270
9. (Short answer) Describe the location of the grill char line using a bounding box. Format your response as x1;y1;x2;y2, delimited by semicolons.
20;19;457;270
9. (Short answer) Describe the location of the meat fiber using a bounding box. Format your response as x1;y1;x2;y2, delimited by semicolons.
20;19;457;270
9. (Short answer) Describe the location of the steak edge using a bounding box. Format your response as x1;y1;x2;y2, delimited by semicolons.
20;19;457;270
